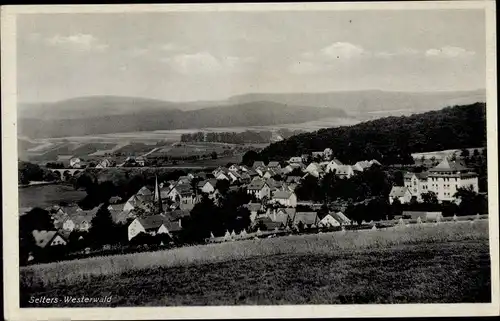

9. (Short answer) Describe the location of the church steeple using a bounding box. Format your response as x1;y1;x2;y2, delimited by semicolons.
153;175;163;214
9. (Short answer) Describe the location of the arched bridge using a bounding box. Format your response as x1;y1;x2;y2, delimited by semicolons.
49;168;85;181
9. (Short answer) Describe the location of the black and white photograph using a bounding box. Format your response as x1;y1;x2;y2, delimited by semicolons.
2;1;498;319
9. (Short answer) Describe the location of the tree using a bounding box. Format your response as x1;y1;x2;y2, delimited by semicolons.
242;150;259;167
421;191;439;205
454;186;481;216
88;204;116;247
215;179;230;195
210;151;218;160
461;149;470;158
19;208;54;264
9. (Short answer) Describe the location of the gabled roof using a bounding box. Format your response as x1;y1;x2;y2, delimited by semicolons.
244;202;262;212
110;209;130;224
293;212;318;225
256;217;283;230
166;209;191;221
429;158;469;172
137;215;168;230
335;165;353;175
268;161;280;168
247;179;267;190
32;230;60;248
252;161;265;168
276;208;296;220
273;190;294;199
330;211;351;224
330;158;343;166
137;186;152;196
389;186;410;198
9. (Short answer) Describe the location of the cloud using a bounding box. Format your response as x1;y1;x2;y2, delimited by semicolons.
320;42;365;59
161;52;255;74
161;43;186;52
373;48;420;58
425;46;475;58
46;33;108;52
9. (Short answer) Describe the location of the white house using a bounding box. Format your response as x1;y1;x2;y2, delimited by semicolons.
69;157;83;168
272;190;297;208
200;179;217;194
246;179;271;200
334;165;355;179
326;158;344;173
389;186;413;204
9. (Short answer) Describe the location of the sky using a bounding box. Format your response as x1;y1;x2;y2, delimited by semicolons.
17;9;486;103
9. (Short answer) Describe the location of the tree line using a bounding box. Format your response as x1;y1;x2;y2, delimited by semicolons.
255;103;486;165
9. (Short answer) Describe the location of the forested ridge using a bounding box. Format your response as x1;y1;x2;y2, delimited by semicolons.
258;103;486;164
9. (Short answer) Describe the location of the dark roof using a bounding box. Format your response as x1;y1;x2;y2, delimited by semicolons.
389;186;410;198
32;230;60;248
244;203;262;212
138;215;167;230
273;190;294;199
293;212;318;225
247;179;267;190
429;158;469;172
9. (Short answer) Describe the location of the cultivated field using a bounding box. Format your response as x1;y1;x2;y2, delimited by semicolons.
20;221;491;306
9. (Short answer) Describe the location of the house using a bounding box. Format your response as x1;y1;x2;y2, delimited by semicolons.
167;183;193;202
311;151;324;160
334;165;354;179
109;196;123;204
318;214;341;228
255;217;284;231
127;214;182;241
199;179;217;194
244;203;264;222
324;148;333;160
304;162;323;178
404;172;429;201
288;157;303;164
229;164;240;172
353;160;372;172
69;157;83;169
136;186;152;197
239;165;251;172
96;158;114;169
272;208;295;226
370;159;381;166
135;156;146;166
227;170;242;183
331;211;351;225
401;211;443;222
286;176;302;184
246;179;271;200
389;186;413;204
267;161;281;169
326;158;344;173
177;175;192;185
32;230;67;248
215;171;231;181
301;154;310;163
293;212;319;228
252;161;265;169
427;158;479;202
272;190;297;207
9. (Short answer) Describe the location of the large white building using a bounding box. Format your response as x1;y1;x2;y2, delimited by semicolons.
404;158;479;202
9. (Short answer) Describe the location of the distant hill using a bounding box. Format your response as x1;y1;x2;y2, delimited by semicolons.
18;101;347;138
225;89;486;114
257;102;486;165
19;96;180;120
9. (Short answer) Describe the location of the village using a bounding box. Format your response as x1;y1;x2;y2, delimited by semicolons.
20;145;485;264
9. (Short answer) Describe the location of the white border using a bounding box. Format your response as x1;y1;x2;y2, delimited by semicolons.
2;2;499;320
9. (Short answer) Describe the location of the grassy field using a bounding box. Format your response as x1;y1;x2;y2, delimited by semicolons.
20;221;490;306
18;184;87;209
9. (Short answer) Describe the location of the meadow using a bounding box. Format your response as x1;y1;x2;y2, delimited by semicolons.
20;221;491;306
18;184;87;209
